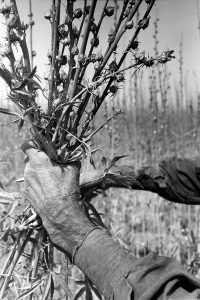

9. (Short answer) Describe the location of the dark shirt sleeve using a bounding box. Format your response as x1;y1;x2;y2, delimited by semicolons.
74;229;200;300
139;158;200;205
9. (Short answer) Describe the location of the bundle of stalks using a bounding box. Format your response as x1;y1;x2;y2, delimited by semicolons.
0;0;175;298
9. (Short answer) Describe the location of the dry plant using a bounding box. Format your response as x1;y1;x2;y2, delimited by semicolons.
0;0;175;298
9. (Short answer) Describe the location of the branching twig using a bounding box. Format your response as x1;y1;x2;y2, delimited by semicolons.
29;0;34;70
70;0;97;101
10;0;31;74
90;0;157;119
48;0;61;114
79;0;109;83
71;0;144;134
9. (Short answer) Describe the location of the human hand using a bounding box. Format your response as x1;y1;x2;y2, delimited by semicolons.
22;140;96;260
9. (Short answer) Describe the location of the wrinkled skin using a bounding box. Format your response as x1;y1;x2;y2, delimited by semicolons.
22;140;96;260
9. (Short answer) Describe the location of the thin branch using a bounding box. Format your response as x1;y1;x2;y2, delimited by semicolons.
90;0;157;119
77;0;87;43
10;0;31;74
69;0;97;101
84;111;123;143
48;0;61;114
79;0;109;83
103;0;129;58
6;25;16;77
97;0;144;77
72;0;144;134
62;0;74;95
52;59;148;144
29;0;33;70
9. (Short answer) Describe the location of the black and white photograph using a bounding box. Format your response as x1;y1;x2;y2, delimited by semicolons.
0;0;200;299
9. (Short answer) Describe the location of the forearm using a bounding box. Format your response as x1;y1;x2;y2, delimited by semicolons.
80;158;200;205
74;228;136;299
74;228;200;300
41;192;99;260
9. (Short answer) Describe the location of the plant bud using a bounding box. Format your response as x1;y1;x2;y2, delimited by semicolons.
130;40;139;50
145;58;154;67
90;22;98;34
29;20;35;26
85;6;91;14
90;36;99;47
90;54;96;63
116;73;125;82
78;54;87;66
104;6;114;17
125;20;134;30
72;26;79;38
94;61;101;71
62;55;68;65
109;60;118;72
44;12;51;20
138;17;150;30
95;52;103;62
88;82;97;91
73;8;83;19
57;54;67;65
109;84;118;95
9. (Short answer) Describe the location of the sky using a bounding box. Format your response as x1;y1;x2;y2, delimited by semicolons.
0;0;200;100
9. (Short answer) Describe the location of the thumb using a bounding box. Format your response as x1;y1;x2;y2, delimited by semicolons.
21;139;50;166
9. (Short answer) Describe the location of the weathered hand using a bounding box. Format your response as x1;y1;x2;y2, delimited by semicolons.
22;140;97;260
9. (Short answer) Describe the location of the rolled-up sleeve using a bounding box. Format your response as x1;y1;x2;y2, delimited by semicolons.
74;229;200;300
138;158;200;205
